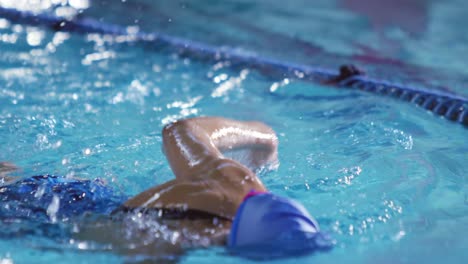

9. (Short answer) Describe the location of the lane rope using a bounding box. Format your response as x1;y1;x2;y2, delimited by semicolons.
0;6;466;126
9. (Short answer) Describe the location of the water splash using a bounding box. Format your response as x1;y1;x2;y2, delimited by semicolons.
46;195;60;223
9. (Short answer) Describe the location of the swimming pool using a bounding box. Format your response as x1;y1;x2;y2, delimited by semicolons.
1;0;467;263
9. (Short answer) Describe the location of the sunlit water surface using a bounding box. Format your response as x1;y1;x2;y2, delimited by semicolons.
0;1;467;263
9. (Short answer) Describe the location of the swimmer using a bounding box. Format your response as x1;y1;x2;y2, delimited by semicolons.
1;117;332;259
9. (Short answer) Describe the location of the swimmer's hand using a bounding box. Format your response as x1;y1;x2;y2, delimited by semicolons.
0;162;18;174
0;162;19;184
324;64;366;85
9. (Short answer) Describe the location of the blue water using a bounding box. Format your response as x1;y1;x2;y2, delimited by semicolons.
1;0;467;263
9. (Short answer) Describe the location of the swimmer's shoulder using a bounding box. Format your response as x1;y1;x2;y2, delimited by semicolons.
123;179;237;219
123;158;264;219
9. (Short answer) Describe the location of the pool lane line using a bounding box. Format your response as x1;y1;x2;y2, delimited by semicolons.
0;6;466;126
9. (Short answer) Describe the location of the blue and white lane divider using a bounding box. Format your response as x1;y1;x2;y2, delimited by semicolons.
0;6;467;126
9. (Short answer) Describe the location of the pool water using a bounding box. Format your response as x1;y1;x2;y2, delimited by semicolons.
0;0;467;263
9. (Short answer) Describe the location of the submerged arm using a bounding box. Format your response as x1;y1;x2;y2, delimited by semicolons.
0;162;18;185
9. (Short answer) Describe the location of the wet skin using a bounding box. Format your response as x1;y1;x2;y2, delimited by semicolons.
124;117;278;220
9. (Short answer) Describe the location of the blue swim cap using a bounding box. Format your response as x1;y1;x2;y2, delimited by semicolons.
228;192;333;258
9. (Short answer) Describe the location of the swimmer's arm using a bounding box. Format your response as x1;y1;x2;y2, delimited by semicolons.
162;117;278;179
73;218;183;263
192;117;279;170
